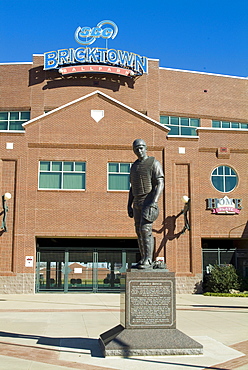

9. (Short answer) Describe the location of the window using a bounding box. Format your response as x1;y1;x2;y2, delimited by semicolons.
202;248;236;274
211;166;238;193
0;111;30;131
212;120;248;129
39;161;86;190
108;163;131;191
160;116;199;136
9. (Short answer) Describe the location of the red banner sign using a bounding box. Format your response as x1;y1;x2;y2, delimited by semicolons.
212;207;240;214
59;65;133;76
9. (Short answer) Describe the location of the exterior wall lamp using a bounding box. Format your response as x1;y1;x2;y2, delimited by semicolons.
181;195;190;234
1;192;11;232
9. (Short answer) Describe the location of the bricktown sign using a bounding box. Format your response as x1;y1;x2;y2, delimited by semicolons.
207;196;242;214
43;20;148;77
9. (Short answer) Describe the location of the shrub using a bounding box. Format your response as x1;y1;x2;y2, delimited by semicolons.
203;264;240;293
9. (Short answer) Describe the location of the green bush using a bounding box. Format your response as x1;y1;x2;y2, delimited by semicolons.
203;264;240;293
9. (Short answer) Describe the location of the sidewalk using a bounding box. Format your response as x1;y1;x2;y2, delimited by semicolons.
0;293;247;370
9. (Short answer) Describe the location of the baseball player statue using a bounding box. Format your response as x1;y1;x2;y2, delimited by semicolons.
127;139;164;269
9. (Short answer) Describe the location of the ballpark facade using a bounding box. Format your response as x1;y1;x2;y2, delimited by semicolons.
0;27;247;293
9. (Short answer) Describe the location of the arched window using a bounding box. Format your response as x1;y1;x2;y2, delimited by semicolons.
211;166;238;193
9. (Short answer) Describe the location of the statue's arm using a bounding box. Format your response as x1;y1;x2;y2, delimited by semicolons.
127;187;134;218
153;177;164;204
151;160;164;204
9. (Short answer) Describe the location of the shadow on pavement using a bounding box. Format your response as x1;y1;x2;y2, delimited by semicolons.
177;304;248;310
0;331;103;358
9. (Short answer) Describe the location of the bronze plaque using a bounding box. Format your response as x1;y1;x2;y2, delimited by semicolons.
128;278;174;328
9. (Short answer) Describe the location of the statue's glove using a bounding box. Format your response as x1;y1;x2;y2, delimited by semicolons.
142;202;159;222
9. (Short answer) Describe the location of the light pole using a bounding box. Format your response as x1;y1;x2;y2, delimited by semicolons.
1;192;11;232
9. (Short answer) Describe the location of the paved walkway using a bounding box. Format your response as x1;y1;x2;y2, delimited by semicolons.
0;293;247;370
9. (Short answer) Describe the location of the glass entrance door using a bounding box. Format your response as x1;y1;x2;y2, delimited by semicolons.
67;250;93;292
97;250;123;292
36;250;65;291
36;238;140;293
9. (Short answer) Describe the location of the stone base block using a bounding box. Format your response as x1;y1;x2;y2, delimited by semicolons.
0;273;35;293
176;274;203;294
99;324;203;357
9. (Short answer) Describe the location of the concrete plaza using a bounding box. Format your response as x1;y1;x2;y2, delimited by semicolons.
0;293;247;370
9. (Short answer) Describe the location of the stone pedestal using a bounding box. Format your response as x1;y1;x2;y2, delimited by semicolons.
99;269;203;356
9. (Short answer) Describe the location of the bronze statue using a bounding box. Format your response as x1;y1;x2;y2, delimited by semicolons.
128;139;164;268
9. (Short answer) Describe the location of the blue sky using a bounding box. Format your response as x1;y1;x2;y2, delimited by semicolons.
0;0;247;77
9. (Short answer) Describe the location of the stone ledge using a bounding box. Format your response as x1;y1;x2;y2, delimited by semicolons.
99;325;203;357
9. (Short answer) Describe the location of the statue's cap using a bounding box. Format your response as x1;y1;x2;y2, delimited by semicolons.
132;139;147;148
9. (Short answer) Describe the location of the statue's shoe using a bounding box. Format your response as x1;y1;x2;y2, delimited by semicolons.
131;259;144;269
137;258;153;269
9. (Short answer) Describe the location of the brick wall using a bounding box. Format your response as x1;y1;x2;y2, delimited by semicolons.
0;58;247;294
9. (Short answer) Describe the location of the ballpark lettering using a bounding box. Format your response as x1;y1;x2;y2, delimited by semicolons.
59;65;133;77
44;47;147;75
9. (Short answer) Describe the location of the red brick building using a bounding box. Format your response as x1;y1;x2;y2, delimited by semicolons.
0;50;247;294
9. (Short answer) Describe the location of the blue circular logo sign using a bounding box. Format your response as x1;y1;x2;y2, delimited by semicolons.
75;20;118;46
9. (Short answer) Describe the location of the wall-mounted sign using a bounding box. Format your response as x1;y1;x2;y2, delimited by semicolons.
207;196;242;214
25;256;34;267
74;268;82;274
43;20;148;77
59;65;135;77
